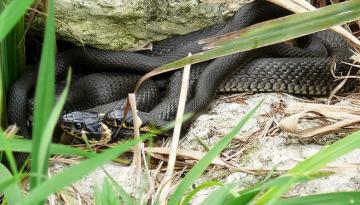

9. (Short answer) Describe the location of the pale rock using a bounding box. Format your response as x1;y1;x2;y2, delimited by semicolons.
32;0;250;50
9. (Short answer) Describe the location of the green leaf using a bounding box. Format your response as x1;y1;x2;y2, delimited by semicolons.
181;181;224;205
277;192;360;205
224;191;258;205
0;0;25;127
199;184;235;205
224;171;332;205
0;128;19;175
94;178;122;205
223;176;304;205
0;177;22;197
31;69;71;188
30;0;56;188
168;99;264;205
104;170;135;205
0;0;34;41
0;138;96;158
0;19;25;91
19;134;154;205
289;132;360;175
0;163;24;204
0;61;5;127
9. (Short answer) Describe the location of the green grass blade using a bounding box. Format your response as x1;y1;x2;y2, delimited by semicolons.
30;0;56;188
222;176;303;205
168;99;264;205
0;138;96;158
0;0;34;41
224;171;332;205
0;0;25;127
94;178;122;205
0;128;19;175
0;163;24;204
224;191;258;205
181;181;224;205
202;170;329;205
0;22;26;126
224;167;279;204
199;184;235;205
289;131;360;174
0;0;3;124
0;19;25;91
254;130;360;205
104;170;135;205
137;0;360;84
32;69;71;188
19;134;154;205
240;176;305;195
0;61;5;127
0;177;18;194
276;192;360;205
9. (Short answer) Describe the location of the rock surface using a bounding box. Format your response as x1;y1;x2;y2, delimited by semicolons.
32;0;249;50
185;93;360;203
49;93;360;204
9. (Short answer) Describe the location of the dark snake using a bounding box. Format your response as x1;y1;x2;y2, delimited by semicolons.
6;1;355;164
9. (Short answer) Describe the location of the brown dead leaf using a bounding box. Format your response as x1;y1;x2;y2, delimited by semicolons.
143;147;234;168
279;102;360;138
279;112;307;133
285;102;360;119
298;117;360;138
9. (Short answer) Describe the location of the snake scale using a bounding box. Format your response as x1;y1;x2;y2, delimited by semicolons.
6;1;354;165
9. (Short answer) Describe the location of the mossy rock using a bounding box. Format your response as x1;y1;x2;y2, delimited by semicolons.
31;0;249;50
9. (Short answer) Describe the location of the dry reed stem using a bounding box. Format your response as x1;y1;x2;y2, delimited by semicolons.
300;116;360;138
140;142;156;205
128;93;142;187
4;125;18;138
279;102;360;138
158;53;192;204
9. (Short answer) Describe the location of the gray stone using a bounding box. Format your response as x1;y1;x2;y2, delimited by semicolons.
32;0;250;50
48;93;360;204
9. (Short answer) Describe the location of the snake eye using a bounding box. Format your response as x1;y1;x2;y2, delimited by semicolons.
74;123;82;130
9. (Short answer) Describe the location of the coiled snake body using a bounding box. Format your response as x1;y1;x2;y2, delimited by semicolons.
7;1;354;162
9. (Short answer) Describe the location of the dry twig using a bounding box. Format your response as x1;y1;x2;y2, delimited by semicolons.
128;93;142;187
157;53;192;204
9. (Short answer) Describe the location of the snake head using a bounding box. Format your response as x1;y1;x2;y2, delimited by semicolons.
104;110;134;128
59;111;111;144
